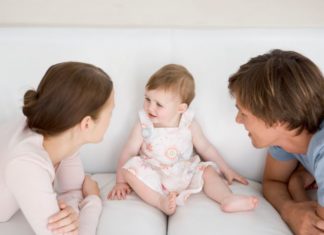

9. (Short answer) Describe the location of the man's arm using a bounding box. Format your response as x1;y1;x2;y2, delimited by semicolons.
263;153;324;234
263;153;298;217
288;164;315;202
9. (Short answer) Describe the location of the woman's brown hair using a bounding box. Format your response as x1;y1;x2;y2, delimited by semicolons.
228;49;324;134
23;61;113;136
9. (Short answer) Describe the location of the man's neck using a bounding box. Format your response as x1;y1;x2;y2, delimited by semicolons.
277;129;313;155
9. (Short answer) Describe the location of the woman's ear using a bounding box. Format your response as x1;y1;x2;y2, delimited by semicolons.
80;116;93;131
178;103;188;113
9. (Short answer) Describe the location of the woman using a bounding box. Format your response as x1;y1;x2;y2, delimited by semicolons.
0;62;114;234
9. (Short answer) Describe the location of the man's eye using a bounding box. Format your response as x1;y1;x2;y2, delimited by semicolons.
145;97;151;102
157;103;163;108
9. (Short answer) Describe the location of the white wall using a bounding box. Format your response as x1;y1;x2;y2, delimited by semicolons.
1;28;324;181
0;0;324;27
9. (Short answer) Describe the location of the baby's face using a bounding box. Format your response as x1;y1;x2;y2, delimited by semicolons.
144;89;186;127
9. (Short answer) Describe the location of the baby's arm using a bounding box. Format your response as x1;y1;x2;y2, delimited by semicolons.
191;119;248;185
288;164;315;202
108;121;143;199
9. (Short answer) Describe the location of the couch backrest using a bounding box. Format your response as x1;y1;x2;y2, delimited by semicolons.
1;28;324;182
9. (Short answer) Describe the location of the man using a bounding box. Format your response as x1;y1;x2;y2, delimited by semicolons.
228;49;324;235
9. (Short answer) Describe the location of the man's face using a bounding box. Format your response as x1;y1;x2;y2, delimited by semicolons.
235;100;281;148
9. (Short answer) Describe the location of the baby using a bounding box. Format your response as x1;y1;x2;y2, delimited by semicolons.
108;64;258;215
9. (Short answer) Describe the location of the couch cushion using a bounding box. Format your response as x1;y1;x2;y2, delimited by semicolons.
94;174;167;235
0;173;167;235
0;211;33;235
168;180;292;235
0;174;294;235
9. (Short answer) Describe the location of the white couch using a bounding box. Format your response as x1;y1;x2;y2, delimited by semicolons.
1;27;324;235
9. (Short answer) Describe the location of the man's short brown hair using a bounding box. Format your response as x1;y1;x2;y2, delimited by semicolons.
228;49;324;134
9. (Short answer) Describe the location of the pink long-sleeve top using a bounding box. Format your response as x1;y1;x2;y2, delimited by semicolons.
0;117;101;234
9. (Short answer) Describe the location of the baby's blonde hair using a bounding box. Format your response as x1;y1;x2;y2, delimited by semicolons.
146;64;195;105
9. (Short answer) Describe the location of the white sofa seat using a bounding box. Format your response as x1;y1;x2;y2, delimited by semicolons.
96;175;292;235
95;174;167;235
1;174;291;235
1;27;324;235
168;181;291;235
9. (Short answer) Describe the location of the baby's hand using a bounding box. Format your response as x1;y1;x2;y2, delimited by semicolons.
222;167;248;185
108;182;132;200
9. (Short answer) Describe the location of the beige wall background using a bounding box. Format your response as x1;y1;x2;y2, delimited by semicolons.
0;0;324;27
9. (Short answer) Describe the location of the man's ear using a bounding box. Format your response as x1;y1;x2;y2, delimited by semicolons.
80;116;93;131
178;103;188;113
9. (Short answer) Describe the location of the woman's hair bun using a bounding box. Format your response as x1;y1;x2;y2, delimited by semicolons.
22;89;38;118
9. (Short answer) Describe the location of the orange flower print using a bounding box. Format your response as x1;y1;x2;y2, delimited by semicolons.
165;147;178;160
161;183;167;191
198;165;207;171
146;143;153;152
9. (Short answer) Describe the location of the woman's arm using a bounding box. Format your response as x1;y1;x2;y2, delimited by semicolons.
47;201;79;234
55;151;85;194
5;157;62;235
55;153;100;235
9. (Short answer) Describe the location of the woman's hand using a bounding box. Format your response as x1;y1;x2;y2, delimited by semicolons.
221;167;248;185
82;175;100;197
108;182;132;200
48;201;79;234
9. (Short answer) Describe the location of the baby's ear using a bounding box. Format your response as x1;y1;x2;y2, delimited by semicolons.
178;103;188;113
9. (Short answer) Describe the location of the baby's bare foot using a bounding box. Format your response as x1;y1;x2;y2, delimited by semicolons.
159;192;177;215
220;195;258;212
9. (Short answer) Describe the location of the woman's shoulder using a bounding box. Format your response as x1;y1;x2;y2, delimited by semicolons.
1;116;52;172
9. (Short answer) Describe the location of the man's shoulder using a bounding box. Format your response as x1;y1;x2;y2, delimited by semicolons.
269;146;296;161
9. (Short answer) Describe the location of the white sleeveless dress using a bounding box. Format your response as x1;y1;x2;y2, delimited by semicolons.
123;109;217;205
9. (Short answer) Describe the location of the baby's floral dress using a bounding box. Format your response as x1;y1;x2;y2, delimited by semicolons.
123;109;217;205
